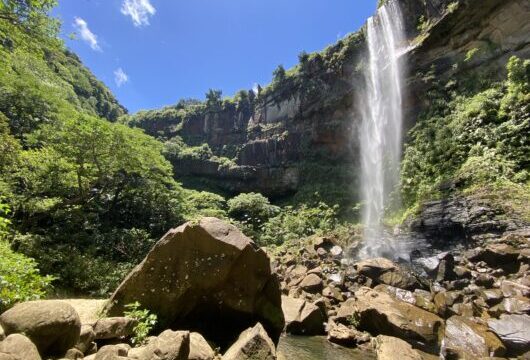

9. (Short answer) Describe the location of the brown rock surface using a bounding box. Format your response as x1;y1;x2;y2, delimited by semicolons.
106;217;284;347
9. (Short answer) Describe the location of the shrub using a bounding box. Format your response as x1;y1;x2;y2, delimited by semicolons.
228;193;279;224
124;302;158;345
0;202;54;312
259;202;338;246
184;190;227;220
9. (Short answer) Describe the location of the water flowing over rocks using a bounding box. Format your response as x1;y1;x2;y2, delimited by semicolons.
106;217;284;348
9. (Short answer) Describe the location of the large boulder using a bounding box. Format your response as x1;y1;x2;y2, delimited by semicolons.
0;300;81;356
127;330;189;360
106;218;284;348
0;334;41;360
441;316;505;358
337;287;443;345
281;296;325;335
354;258;422;290
488;314;530;355
223;323;276;360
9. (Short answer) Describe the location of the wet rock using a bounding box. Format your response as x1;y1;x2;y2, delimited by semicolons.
223;323;276;360
372;335;436;360
488;314;530;355
327;321;370;347
417;252;456;282
354;258;421;290
281;296;325;335
0;300;81;356
93;317;136;340
337;287;444;345
299;274;323;294
189;332;215;360
0;334;41;360
106;218;284;347
128;330;189;360
442;316;506;359
434;291;463;318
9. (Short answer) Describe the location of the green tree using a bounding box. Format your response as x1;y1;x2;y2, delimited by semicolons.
272;65;287;87
205;89;222;110
0;200;54;312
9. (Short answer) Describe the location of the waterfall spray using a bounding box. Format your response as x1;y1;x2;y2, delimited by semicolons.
358;0;406;258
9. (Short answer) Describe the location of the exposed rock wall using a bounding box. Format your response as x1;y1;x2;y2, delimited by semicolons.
133;0;529;210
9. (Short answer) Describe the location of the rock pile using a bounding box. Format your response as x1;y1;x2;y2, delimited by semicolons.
273;229;530;358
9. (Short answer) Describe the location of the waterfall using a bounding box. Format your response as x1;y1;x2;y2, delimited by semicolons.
358;0;406;258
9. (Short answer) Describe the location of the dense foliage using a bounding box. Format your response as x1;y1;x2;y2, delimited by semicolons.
0;201;53;312
400;56;530;220
0;4;182;296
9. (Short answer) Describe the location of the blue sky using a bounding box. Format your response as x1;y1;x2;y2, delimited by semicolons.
54;0;377;113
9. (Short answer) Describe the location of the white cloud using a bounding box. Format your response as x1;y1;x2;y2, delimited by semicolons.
121;0;156;27
114;68;129;87
73;17;101;51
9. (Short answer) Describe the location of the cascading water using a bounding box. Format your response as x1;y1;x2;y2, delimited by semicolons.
358;0;407;259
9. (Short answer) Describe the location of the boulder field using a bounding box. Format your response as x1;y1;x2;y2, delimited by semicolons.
273;227;530;358
1;218;529;360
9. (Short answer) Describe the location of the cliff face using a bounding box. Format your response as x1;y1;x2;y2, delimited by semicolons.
130;0;529;204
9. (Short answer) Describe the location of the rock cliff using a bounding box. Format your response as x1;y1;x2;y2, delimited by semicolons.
128;0;529;230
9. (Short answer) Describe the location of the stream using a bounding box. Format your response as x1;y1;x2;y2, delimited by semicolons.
277;335;375;360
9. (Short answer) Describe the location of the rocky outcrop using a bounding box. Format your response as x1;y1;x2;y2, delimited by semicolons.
223;323;276;360
129;0;529;215
0;300;81;357
106;217;284;348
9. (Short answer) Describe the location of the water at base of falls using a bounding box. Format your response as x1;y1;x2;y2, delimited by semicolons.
358;0;407;259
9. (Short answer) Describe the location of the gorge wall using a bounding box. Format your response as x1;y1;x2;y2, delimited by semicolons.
129;0;529;212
